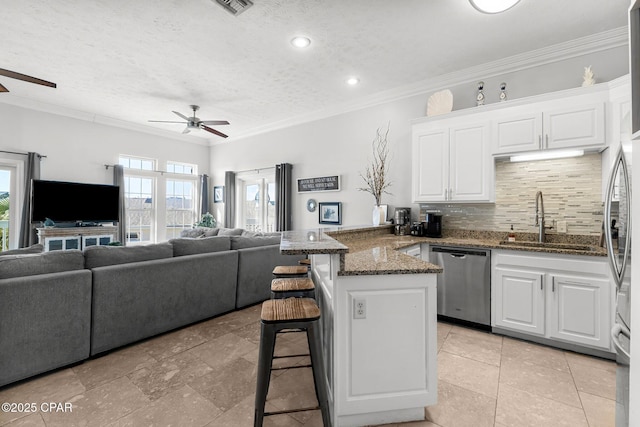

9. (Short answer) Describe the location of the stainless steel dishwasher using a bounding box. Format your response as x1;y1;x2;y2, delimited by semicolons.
429;246;491;327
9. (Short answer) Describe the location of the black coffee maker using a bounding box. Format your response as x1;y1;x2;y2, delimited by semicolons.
422;213;442;237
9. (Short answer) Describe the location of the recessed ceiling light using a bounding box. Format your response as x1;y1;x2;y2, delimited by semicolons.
346;77;360;85
469;0;521;14
291;36;311;48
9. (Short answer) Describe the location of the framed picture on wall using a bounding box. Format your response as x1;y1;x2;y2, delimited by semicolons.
213;186;224;203
319;202;342;225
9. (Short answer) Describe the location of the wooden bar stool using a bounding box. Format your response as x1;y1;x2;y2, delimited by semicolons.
298;258;311;266
254;298;331;427
272;265;308;278
271;277;315;299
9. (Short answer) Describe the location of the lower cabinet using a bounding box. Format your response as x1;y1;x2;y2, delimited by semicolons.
492;251;612;351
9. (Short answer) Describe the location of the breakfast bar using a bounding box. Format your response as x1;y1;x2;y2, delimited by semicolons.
280;226;442;427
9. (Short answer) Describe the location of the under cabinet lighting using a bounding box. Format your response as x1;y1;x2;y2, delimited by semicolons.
469;0;521;14
510;149;584;162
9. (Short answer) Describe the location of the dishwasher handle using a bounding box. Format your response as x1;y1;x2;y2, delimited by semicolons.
430;246;489;257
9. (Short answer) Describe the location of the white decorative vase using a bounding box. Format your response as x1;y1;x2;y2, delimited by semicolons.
372;205;384;226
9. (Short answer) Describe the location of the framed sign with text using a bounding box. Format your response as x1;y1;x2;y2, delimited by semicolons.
297;175;340;193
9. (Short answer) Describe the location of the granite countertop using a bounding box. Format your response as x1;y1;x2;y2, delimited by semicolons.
281;225;606;277
281;228;443;276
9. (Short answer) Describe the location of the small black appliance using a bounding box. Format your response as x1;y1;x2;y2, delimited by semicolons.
423;213;442;238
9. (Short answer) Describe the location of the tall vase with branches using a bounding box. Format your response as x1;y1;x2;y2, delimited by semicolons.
359;124;392;225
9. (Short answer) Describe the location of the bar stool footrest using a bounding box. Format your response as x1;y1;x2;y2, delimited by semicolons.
272;353;309;359
265;406;320;417
270;363;312;371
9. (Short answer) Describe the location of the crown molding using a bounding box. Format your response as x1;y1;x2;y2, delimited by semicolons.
227;27;629;143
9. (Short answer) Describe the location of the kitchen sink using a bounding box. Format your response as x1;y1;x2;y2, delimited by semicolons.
498;241;596;251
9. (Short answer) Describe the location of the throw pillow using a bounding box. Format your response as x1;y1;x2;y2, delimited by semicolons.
217;227;244;236
180;228;207;238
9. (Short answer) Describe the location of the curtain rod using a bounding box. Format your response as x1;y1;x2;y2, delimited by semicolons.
104;164;206;177
234;166;275;174
0;150;47;158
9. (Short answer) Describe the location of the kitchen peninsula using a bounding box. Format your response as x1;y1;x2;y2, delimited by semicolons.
280;226;442;427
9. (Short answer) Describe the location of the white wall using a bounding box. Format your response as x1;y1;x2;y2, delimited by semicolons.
210;46;629;230
0;103;211;185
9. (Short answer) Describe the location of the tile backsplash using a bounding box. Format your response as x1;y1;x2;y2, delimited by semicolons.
420;153;604;236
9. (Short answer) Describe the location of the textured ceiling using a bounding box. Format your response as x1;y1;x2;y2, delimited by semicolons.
0;0;630;143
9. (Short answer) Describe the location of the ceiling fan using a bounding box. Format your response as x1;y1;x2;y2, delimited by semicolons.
149;105;230;138
0;68;57;93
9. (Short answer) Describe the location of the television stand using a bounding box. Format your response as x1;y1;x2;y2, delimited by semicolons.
36;226;118;251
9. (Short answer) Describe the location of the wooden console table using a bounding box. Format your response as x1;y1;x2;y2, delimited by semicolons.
36;226;118;251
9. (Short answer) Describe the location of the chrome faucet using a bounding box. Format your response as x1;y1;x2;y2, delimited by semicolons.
534;191;546;243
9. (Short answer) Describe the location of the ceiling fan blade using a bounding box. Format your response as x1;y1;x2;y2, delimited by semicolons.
202;125;228;138
199;120;230;126
0;68;56;88
0;83;8;93
172;111;190;121
148;120;186;124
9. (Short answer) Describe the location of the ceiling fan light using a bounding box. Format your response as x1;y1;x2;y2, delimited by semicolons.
469;0;521;14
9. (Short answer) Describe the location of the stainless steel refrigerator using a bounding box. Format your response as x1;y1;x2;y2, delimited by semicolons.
605;144;632;427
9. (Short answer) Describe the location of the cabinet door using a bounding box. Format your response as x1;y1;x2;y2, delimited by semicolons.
494;267;545;335
492;111;542;154
548;274;611;349
412;129;449;202
449;123;493;202
544;102;605;150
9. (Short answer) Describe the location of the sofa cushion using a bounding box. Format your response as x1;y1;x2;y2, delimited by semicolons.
0;244;44;256
217;227;244;236
170;236;231;257
84;243;173;269
0;250;85;279
230;235;281;250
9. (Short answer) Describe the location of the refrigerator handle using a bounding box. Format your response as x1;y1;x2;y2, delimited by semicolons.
611;323;631;362
604;145;628;292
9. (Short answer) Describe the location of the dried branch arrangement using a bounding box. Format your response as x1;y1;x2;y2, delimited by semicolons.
358;124;392;206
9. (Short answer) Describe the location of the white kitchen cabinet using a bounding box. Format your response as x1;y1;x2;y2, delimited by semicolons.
548;274;610;348
494;267;545;335
492;251;612;352
492;100;606;155
412;119;494;203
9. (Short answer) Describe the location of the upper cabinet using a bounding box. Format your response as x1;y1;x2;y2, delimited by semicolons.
412;118;494;203
492;95;606;155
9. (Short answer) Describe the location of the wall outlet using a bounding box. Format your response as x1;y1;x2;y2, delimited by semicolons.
353;298;366;319
557;220;567;233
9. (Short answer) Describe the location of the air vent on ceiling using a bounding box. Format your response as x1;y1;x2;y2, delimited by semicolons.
215;0;253;16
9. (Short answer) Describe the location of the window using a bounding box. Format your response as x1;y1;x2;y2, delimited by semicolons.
119;157;198;244
0;169;11;251
0;159;20;252
166;179;195;239
238;172;275;232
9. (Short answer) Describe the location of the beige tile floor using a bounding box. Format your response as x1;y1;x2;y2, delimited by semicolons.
0;303;616;427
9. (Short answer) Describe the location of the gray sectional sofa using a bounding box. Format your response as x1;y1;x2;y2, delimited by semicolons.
0;230;304;387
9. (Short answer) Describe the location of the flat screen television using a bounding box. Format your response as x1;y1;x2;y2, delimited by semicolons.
31;179;120;224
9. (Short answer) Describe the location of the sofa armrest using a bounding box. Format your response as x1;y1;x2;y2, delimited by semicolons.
0;270;92;387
